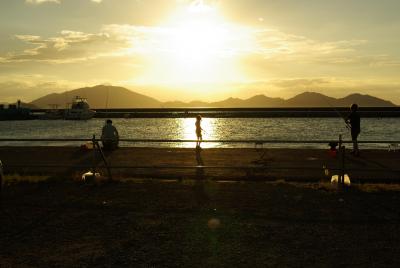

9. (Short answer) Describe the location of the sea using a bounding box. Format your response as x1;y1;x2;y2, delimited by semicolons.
0;118;399;149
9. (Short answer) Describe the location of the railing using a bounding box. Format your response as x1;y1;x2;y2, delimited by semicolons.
0;136;399;187
0;138;398;143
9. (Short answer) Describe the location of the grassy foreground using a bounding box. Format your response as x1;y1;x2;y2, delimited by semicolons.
1;177;400;267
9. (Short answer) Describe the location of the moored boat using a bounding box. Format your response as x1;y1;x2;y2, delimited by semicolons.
37;104;64;120
64;96;95;120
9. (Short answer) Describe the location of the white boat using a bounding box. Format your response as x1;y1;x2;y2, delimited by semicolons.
64;96;95;120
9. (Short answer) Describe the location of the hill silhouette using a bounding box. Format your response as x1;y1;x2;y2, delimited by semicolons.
284;92;337;107
31;85;161;109
336;93;395;107
30;85;397;108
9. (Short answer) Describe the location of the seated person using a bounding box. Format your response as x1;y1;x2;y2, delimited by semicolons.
101;119;119;150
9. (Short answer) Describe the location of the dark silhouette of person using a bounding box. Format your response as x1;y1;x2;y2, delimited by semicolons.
346;104;360;156
101;119;119;150
195;115;203;148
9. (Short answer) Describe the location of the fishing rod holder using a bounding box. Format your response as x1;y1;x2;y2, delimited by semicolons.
89;134;112;181
336;134;347;186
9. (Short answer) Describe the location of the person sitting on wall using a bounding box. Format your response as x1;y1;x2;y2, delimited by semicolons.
101;119;119;150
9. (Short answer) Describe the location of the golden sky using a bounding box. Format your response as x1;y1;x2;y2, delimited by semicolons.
0;0;400;103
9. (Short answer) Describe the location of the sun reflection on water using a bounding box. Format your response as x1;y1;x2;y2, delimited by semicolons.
180;117;217;148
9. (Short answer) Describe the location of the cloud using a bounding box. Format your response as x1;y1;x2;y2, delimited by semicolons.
2;22;399;74
271;78;331;89
26;0;60;4
4;29;130;63
0;78;73;103
102;24;373;66
26;0;102;4
250;29;368;63
326;54;400;67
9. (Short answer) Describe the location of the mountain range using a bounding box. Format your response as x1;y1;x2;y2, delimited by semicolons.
29;85;397;108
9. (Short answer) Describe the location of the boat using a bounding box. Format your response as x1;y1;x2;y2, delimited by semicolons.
38;104;64;120
0;100;35;120
64;96;96;120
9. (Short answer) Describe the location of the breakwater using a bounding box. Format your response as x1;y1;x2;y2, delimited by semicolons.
31;107;400;118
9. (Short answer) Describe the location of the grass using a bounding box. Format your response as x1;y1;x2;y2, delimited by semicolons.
2;173;51;183
4;173;400;192
1;177;400;267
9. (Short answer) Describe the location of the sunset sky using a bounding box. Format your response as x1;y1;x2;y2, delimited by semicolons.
1;0;399;103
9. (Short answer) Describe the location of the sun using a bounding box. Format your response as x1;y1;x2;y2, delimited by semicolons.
168;19;227;63
137;3;250;86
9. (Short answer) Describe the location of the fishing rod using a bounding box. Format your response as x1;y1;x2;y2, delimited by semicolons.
105;87;109;116
333;107;351;130
320;95;351;130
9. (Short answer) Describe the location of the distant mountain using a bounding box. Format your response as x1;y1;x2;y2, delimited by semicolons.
210;95;285;108
30;85;397;108
166;92;395;108
285;92;338;107
163;95;285;108
31;85;161;109
18;101;39;109
337;93;395;107
242;95;286;107
284;92;396;107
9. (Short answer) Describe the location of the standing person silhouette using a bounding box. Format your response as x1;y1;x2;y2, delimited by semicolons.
195;115;203;148
346;104;360;156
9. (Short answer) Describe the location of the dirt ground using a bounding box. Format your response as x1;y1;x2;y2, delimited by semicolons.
1;179;400;267
1;146;399;182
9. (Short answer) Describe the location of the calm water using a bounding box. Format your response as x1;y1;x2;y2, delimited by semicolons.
0;118;399;148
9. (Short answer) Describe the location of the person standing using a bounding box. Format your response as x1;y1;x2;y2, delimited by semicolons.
346;104;360;156
101;119;119;150
195;115;203;148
